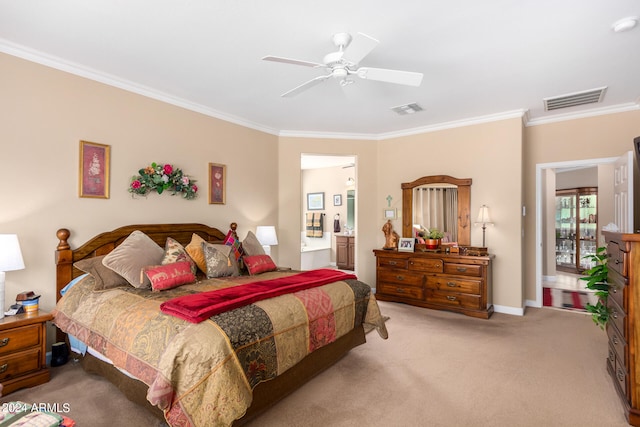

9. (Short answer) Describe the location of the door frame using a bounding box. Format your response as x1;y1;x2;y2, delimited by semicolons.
532;156;618;308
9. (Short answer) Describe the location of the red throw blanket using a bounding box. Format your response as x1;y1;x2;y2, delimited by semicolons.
160;269;357;323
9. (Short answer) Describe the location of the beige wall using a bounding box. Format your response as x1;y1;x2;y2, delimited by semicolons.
523;111;640;302
0;53;279;318
4;50;640;325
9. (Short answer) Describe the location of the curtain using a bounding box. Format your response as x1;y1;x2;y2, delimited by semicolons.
414;188;458;242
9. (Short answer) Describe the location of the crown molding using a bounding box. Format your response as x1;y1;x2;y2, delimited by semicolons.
0;39;280;136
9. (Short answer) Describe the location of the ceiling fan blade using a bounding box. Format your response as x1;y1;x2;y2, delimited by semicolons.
342;32;379;65
262;55;324;68
281;75;331;97
356;67;423;87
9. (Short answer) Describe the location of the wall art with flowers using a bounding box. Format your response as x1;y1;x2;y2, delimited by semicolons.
129;162;198;199
79;140;110;199
208;163;226;204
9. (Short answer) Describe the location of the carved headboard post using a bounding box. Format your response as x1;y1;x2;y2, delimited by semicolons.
55;228;73;303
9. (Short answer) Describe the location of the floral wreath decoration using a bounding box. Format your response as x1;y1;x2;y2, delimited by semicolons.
129;162;198;199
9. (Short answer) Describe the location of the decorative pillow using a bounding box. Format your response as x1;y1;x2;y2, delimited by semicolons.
162;237;197;274
242;231;265;257
202;242;238;278
74;256;129;291
101;230;164;288
185;233;207;273
144;261;196;291
243;254;278;275
223;230;244;260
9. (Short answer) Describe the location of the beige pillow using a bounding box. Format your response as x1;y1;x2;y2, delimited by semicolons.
202;242;239;278
102;230;164;288
74;256;129;291
242;230;265;256
185;233;207;273
162;237;197;274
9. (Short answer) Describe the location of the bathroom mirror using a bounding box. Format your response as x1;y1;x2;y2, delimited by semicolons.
401;175;472;245
347;190;355;229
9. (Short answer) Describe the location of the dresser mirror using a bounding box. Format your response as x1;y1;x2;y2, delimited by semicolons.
401;175;472;245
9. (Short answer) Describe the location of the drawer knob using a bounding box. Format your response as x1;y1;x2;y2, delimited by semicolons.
389;261;397;266
609;349;615;362
0;337;9;347
613;335;619;345
0;363;7;374
612;310;618;320
617;368;625;382
446;296;457;301
395;276;404;281
446;282;457;287
456;267;467;272
615;259;621;265
395;287;405;293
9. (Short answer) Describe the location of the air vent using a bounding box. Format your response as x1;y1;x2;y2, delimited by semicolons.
391;102;424;115
543;87;607;111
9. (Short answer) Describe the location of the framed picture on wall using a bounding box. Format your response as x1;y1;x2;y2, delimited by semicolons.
208;163;226;204
384;208;397;219
333;194;342;206
79;140;110;199
307;192;324;210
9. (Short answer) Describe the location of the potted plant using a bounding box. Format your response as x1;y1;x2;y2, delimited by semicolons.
419;228;445;250
580;246;610;329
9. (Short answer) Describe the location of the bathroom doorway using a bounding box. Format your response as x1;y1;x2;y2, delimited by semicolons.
300;154;356;271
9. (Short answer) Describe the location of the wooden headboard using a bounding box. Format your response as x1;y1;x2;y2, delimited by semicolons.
54;222;236;303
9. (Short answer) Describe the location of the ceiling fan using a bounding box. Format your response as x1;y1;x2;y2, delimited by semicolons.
262;32;424;97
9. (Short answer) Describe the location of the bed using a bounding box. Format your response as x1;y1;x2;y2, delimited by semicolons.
52;222;388;427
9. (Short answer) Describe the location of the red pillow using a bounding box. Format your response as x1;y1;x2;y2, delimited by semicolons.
144;261;195;291
243;255;278;275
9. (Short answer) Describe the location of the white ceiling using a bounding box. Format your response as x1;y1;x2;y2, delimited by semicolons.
1;1;639;139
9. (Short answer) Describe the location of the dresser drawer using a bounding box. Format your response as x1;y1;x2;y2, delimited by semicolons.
378;270;423;287
377;257;408;270
425;276;481;295
0;347;41;381
0;324;41;356
377;282;424;300
608;269;627;312
443;263;482;277
608;297;627;340
408;258;443;273
607;240;628;277
425;289;481;310
607;322;627;366
609;346;629;399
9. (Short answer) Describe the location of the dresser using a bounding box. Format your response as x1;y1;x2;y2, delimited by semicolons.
604;232;640;425
336;235;355;270
0;311;52;395
373;249;493;319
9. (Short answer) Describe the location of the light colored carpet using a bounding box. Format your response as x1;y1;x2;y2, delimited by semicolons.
4;301;629;427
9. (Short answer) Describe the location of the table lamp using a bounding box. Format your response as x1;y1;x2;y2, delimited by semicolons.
474;205;494;247
0;234;25;319
255;226;278;256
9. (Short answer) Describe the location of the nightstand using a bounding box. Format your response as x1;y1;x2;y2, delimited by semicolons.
0;311;53;395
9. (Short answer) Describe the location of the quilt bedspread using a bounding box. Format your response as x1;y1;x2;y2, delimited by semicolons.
52;270;388;427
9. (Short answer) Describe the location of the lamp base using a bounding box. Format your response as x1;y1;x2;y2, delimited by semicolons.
262;245;272;256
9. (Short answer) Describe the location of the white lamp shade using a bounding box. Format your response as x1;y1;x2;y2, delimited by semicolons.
476;205;492;224
255;226;278;246
0;234;25;272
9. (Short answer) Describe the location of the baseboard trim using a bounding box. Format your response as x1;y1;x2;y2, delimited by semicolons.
493;304;525;316
526;299;542;308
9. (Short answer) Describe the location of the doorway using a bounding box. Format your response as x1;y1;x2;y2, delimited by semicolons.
534;156;621;308
300;154;356;271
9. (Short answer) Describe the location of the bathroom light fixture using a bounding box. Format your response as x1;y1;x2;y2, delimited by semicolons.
346;177;355;186
255;226;278;256
613;16;638;33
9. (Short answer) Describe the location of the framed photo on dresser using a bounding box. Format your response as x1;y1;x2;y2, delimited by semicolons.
398;237;414;252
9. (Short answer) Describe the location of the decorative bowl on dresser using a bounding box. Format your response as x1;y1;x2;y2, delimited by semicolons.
373;249;493;319
0;311;52;395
